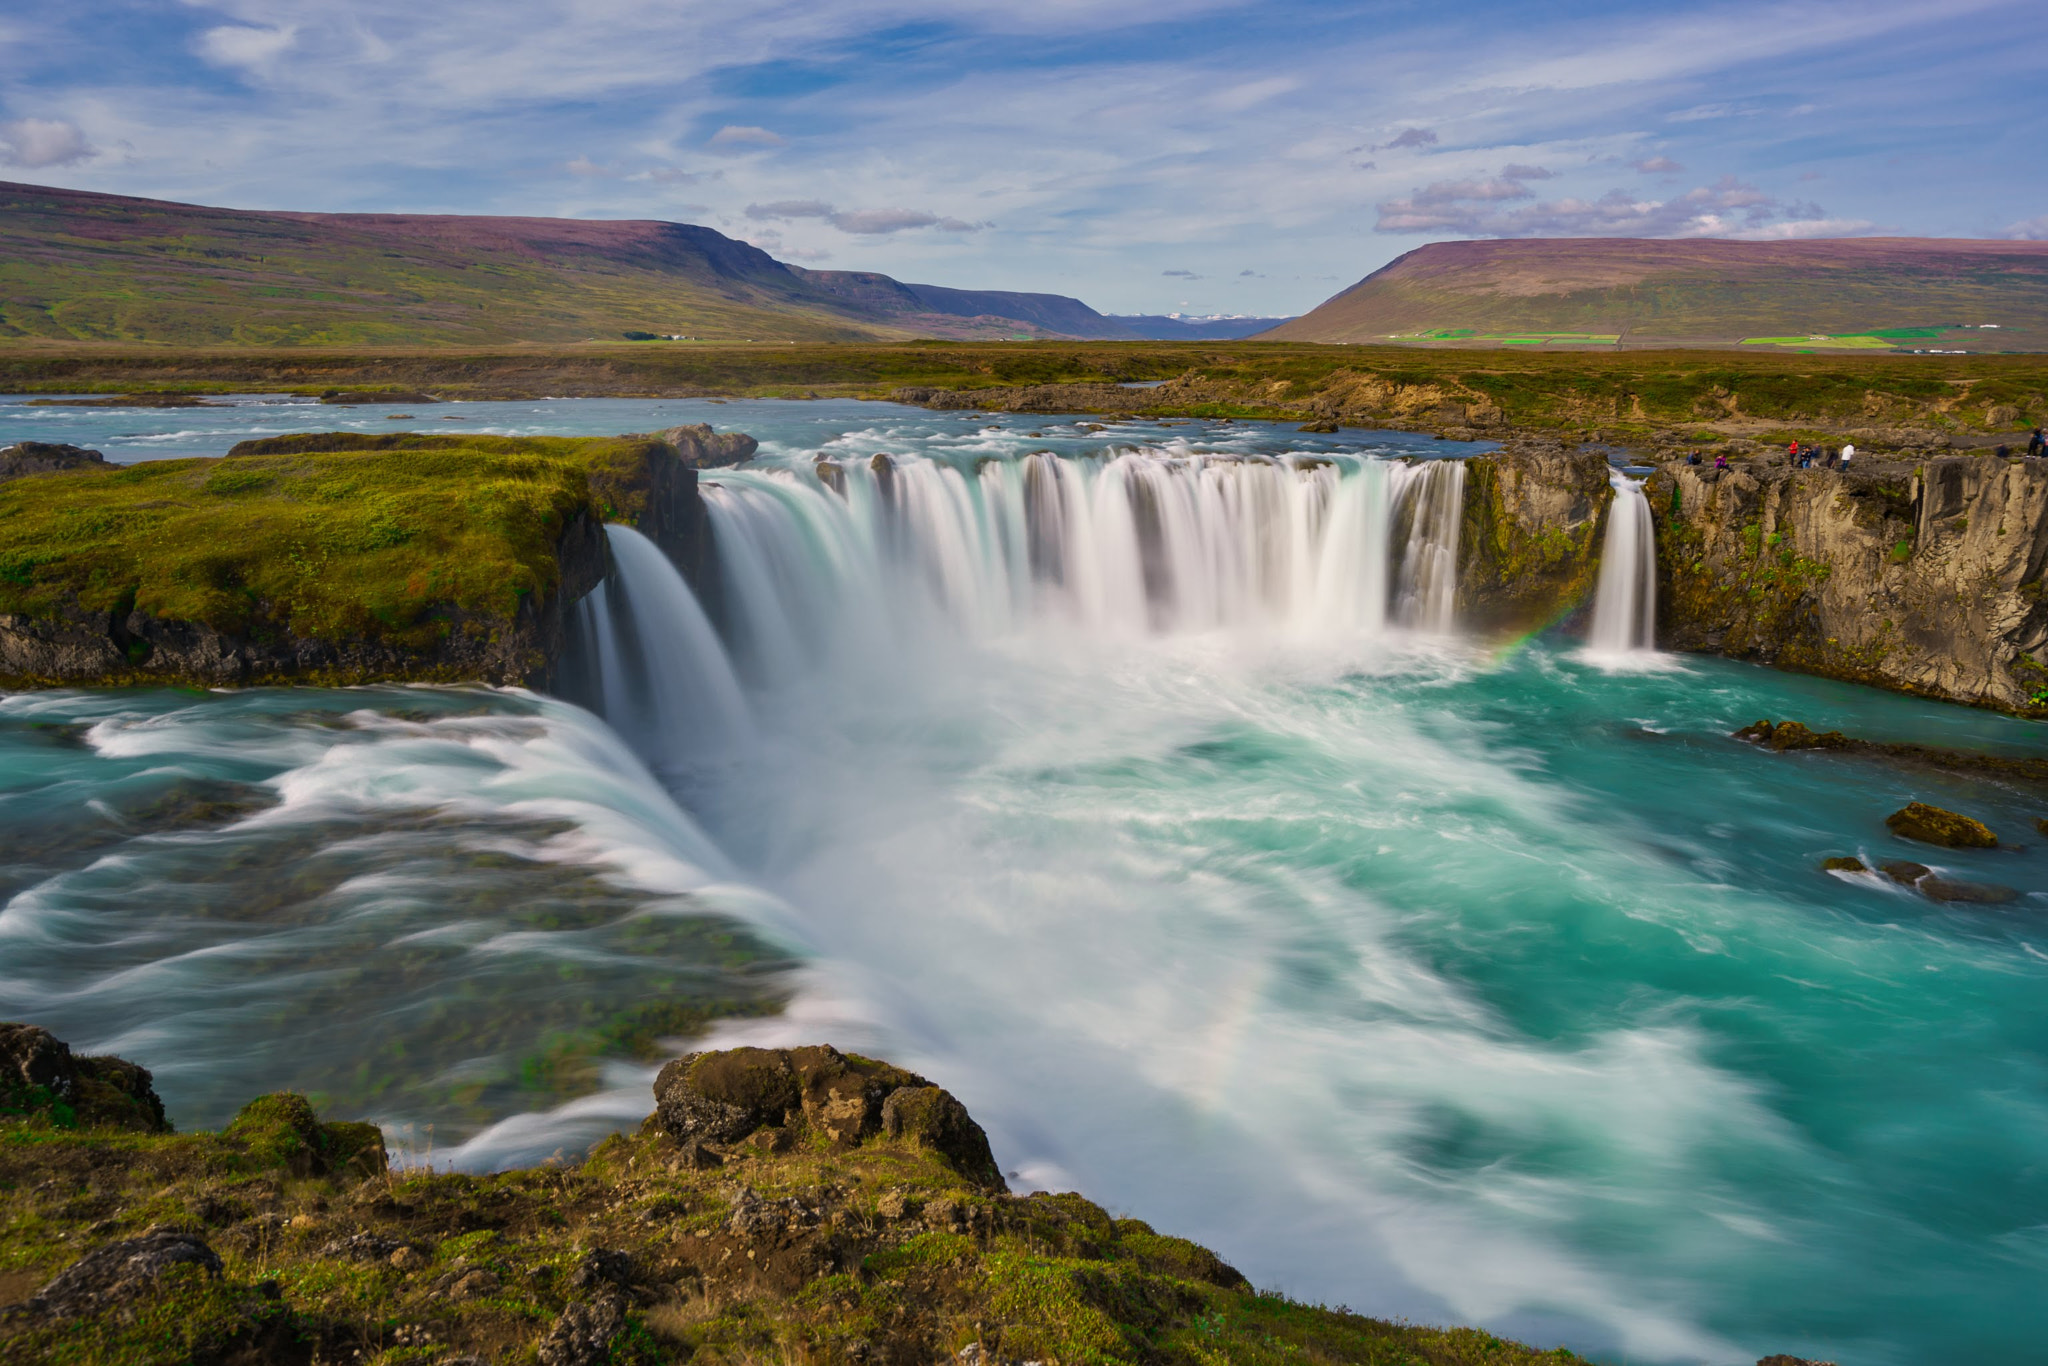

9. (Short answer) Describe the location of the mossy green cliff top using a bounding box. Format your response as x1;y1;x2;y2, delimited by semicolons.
0;430;745;688
1;1028;1590;1366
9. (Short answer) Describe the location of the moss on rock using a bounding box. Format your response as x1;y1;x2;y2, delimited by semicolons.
2;1034;1595;1366
1885;801;1999;848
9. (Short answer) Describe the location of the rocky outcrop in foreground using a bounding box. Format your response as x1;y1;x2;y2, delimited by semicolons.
1;1029;1620;1366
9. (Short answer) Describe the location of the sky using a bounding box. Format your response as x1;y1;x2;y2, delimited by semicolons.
3;0;2046;317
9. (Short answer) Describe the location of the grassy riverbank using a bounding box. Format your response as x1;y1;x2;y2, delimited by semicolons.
5;342;2044;443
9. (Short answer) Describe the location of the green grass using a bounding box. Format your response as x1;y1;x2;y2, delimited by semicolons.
2;1088;1594;1366
1742;334;1906;349
4;341;2045;437
0;433;659;643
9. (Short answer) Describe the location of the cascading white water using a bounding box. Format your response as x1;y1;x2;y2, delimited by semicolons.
1585;472;1657;654
562;526;754;773
1393;458;1465;633
684;450;1467;689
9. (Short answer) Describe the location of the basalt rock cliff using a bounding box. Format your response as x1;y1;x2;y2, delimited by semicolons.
1456;442;1612;634
1646;454;2048;713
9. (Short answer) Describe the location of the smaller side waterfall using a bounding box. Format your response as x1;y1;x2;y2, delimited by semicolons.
1586;472;1657;654
561;526;754;773
1394;459;1466;633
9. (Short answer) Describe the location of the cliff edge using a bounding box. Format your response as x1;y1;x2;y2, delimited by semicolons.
0;427;744;691
1648;454;2048;713
0;1027;1596;1366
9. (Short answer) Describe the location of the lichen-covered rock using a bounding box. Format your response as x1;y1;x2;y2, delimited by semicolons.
536;1293;627;1366
23;1230;222;1316
0;1023;168;1132
653;1044;928;1150
881;1086;1005;1191
654;1047;800;1144
1455;441;1611;635
1885;802;1998;848
651;424;758;469
1880;861;1931;886
1737;719;1852;752
1820;856;1867;873
652;1046;1006;1190
223;1092;387;1180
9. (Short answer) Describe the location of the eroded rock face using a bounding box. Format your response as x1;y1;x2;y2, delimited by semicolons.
1455;441;1611;635
653;1045;1005;1191
0;1023;168;1132
1650;455;2048;713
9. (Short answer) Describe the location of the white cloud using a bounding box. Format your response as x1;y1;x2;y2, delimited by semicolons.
1632;155;1684;174
564;156;616;178
1375;174;1849;238
707;125;786;148
1376;127;1438;152
1212;76;1299;113
827;207;940;234
0;117;94;168
745;200;986;234
196;24;297;71
1729;216;1874;239
2003;215;2048;241
746;199;833;220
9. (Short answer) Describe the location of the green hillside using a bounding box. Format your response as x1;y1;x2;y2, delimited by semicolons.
1268;238;2048;351
0;183;1160;347
0;182;919;346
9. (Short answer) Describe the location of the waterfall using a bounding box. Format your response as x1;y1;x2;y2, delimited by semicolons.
560;526;754;775
1586;471;1657;654
1393;459;1465;633
681;452;1470;688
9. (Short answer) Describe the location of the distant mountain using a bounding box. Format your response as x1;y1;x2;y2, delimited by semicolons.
0;182;1138;346
1264;238;2048;350
1108;315;1296;340
788;269;1139;338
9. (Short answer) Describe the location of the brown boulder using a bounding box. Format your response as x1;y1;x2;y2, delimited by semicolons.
0;442;109;483
0;1023;168;1132
21;1231;221;1316
1737;720;1852;752
881;1086;1006;1191
1885;802;1998;848
1919;878;2021;905
652;424;758;468
651;1045;1007;1190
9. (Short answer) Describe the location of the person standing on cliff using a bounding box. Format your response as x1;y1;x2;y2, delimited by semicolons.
2029;427;2044;457
1840;443;1855;471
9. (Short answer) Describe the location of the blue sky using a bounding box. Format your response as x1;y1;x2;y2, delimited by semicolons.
3;0;2045;316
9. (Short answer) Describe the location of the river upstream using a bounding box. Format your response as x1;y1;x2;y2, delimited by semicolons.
5;396;2048;1365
